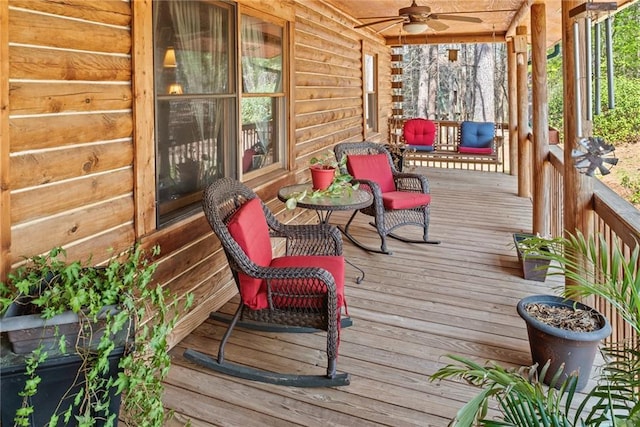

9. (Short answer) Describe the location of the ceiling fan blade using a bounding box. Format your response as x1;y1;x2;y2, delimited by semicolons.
355;17;405;29
425;19;449;31
430;14;483;23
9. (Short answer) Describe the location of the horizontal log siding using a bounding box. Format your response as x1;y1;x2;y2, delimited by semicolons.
293;1;390;180
7;0;134;264
3;0;393;348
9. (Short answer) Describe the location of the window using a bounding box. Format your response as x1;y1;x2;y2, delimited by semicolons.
365;53;378;133
152;2;287;226
240;14;286;176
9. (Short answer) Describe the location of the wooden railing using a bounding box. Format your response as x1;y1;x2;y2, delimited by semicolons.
547;145;640;346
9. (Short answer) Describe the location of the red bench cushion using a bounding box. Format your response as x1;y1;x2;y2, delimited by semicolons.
458;146;494;155
347;153;396;193
227;198;272;309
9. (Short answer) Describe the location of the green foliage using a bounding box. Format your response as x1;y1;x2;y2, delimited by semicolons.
611;3;640;78
548;3;640;144
286;151;358;210
620;171;640;204
0;245;193;427
431;231;640;426
593;76;640;144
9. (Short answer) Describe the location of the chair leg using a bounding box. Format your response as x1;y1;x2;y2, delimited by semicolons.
217;304;244;364
340;210;392;254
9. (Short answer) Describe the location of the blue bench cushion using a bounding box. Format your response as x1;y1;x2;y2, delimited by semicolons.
459;121;495;149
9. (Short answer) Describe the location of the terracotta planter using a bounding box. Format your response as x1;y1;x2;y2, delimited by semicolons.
310;166;335;190
517;295;611;391
513;233;550;282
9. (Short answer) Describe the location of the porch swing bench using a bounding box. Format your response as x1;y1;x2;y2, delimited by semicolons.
397;119;504;166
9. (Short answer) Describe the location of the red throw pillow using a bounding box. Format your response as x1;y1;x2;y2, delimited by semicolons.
347;153;396;193
227;198;272;309
403;118;436;146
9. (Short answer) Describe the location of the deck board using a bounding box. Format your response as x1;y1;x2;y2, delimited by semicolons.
163;168;582;426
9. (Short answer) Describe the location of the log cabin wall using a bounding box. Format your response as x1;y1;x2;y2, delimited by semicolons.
0;0;392;346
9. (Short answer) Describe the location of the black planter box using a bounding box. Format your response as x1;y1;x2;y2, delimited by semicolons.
1;341;125;427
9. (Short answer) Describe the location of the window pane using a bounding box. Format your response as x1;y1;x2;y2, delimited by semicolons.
241;96;282;173
365;54;375;92
154;1;236;225
241;15;283;93
156;2;232;95
156;98;231;222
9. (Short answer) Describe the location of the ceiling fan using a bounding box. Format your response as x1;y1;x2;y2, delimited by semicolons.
354;0;483;34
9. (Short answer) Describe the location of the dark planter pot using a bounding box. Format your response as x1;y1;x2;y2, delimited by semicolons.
513;233;550;282
517;294;611;391
0;302;130;425
1;341;124;426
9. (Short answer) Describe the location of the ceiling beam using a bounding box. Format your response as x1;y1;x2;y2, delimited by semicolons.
385;32;507;46
507;0;533;38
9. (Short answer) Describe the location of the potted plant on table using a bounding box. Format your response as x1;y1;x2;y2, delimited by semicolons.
431;231;640;426
0;245;192;427
286;150;358;210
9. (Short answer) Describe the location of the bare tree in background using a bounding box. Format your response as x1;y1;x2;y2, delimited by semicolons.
401;43;507;123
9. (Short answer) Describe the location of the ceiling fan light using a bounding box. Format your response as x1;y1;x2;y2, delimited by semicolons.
403;21;428;34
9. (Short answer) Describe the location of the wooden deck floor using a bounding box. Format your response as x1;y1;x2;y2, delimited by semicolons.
163;168;569;426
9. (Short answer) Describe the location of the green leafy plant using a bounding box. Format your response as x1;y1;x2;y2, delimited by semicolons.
286;150;359;209
309;149;342;170
431;231;640;426
0;245;193;427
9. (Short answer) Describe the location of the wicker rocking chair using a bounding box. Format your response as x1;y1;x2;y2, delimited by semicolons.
183;177;350;387
334;142;440;254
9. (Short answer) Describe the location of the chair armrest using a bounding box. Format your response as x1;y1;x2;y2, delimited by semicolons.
351;178;383;198
393;172;430;193
272;223;343;256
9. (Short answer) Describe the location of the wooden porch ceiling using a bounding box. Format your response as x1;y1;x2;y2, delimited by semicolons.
163;168;594;426
325;0;636;47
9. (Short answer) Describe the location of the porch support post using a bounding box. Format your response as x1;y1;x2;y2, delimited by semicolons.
562;2;594;235
562;1;594;295
507;39;518;177
516;25;530;198
530;3;550;236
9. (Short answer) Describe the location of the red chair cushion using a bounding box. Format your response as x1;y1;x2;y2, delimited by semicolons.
270;255;346;311
227;198;273;310
382;191;431;210
403;118;436;147
458;146;494;155
347;153;396;193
